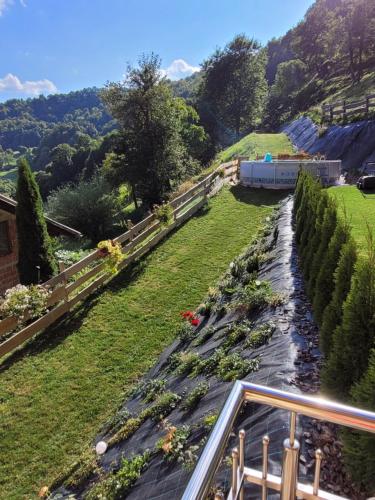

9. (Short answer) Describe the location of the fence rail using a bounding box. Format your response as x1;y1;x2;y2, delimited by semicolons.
322;93;375;122
0;160;239;359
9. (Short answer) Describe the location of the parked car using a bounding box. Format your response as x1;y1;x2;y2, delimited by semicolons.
357;175;375;190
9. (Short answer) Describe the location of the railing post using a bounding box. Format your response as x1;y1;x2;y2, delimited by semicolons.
262;435;270;500
280;412;299;499
239;430;245;500
232;447;239;497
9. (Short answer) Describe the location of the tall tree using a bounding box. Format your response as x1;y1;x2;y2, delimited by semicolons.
16;159;57;284
102;54;198;206
198;34;267;145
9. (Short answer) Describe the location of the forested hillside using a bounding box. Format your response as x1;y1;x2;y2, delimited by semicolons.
264;0;375;128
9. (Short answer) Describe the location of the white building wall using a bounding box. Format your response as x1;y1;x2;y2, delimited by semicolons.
240;160;341;189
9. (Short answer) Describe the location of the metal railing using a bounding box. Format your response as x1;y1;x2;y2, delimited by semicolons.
182;382;375;500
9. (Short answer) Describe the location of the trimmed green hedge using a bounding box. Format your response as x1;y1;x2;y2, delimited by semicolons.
294;171;375;493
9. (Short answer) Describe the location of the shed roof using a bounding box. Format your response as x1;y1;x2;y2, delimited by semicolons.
0;194;82;238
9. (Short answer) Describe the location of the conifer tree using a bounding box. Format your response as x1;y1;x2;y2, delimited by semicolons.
320;238;357;356
322;239;375;399
342;349;375;492
301;189;328;279
16;158;57;284
307;199;337;299
313;220;350;326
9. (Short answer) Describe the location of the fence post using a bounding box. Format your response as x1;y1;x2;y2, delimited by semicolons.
343;100;346;121
366;96;370;116
58;261;69;303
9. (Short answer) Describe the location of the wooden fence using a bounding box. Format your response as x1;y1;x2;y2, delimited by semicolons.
322;93;375;122
0;160;239;358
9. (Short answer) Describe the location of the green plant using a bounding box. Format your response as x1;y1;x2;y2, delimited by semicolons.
217;353;260;381
154;203;174;228
203;413;218;428
320;238;357;356
191;348;226;377
170;351;201;376
245;322;276;349
109;417;143;446
181;382;209;411
0;284;51;322
223;321;252;348
232;280;273;313
157;423;199;470
177;322;196;342
145;391;181;421
97;239;123;274
86;451;151;500
16;158;57;283
341;349;375;493
137;379;166;403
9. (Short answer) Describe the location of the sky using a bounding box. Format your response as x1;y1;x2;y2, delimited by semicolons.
0;0;315;102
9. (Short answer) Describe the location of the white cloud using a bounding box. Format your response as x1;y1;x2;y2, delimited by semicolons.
0;73;57;96
160;59;200;80
0;0;26;16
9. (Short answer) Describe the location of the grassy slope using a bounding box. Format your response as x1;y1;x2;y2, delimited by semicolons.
303;71;375;122
218;132;294;163
0;185;287;498
329;185;375;256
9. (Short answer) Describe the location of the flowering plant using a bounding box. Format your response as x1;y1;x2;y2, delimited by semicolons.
180;310;200;327
97;240;123;274
0;284;51;322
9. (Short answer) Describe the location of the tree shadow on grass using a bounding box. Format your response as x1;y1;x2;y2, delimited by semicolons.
0;260;149;373
0;204;212;371
230;184;292;206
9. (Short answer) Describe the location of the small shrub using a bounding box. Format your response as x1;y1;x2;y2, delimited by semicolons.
145;391;181;421
0;284;51;322
138;379;167;403
157;423;199;470
223;321;252;348
177;322;196;342
268;292;287;308
86;451;151;500
232;280;273;314
154;203;174;228
109;417;143;446
181;382;209;411
203;413;218;428
217;353;260;381
97;239;123;274
177;351;201;375
191;348;226;377
245;322;276;349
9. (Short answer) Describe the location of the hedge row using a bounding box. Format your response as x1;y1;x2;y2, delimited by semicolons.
294;171;375;493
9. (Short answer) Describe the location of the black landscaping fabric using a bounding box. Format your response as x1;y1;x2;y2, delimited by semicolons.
54;197;321;499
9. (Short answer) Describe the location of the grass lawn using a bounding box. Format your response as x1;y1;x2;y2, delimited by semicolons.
0;185;287;499
218;132;294;163
329;185;375;256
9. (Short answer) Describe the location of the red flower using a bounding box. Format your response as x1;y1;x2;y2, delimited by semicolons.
181;310;194;319
191;318;200;327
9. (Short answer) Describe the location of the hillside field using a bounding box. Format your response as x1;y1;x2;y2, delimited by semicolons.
329;185;375;256
0;185;287;498
218;132;294;163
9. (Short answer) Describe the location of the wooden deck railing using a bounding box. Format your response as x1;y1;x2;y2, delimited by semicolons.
322;93;375;122
0;160;239;359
